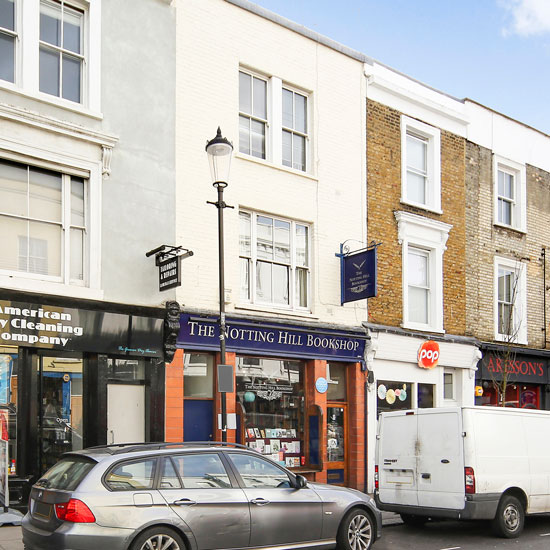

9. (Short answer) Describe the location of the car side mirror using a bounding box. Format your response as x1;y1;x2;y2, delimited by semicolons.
294;474;307;489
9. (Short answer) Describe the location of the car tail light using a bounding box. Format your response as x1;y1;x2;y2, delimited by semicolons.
465;467;475;494
374;465;379;491
55;499;96;523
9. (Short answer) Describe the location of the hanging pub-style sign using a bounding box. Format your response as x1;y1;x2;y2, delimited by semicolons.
336;243;379;304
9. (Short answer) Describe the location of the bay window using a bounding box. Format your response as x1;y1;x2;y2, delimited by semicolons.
0;158;87;285
240;210;310;310
401;116;441;212
238;68;310;173
493;156;526;232
0;0;16;83
495;257;526;343
39;0;84;103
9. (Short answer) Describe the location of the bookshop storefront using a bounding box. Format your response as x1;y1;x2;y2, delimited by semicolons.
0;295;164;510
176;313;369;490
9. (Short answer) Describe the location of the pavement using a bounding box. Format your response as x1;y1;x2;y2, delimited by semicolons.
0;525;23;550
0;511;403;549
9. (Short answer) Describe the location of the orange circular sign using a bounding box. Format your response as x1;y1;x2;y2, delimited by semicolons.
418;340;440;369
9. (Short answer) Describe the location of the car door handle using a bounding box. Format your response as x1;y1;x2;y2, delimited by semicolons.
441;459;450;464
173;498;196;506
421;473;431;479
250;498;270;506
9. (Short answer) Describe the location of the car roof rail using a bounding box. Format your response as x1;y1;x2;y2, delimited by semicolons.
84;440;253;455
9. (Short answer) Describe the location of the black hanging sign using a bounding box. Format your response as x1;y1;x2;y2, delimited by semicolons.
158;256;181;291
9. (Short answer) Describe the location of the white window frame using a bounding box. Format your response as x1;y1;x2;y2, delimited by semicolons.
0;0;18;85
281;85;308;172
0;138;102;300
493;155;526;232
238;70;268;161
238;68;311;174
443;370;455;401
395;211;451;333
401;115;441;213
239;210;311;312
494;256;527;344
1;0;101;114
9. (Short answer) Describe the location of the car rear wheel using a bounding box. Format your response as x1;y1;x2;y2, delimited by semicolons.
337;508;375;550
131;526;186;550
491;495;524;538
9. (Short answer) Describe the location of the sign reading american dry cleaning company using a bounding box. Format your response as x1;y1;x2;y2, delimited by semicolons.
0;300;162;357
177;314;368;363
418;340;440;369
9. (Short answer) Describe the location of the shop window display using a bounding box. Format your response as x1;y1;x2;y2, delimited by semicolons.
377;380;412;416
237;356;304;468
36;354;83;474
0;346;17;475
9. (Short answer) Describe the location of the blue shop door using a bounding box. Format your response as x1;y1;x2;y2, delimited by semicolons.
184;400;213;441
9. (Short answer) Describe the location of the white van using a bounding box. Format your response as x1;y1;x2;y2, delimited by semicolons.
374;406;550;538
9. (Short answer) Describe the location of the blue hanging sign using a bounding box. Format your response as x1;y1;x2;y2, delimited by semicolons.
338;245;378;304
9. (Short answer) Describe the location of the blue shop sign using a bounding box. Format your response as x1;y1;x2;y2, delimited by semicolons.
339;246;377;304
177;314;367;364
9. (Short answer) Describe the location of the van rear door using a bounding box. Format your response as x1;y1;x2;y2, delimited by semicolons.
416;408;465;509
377;411;418;506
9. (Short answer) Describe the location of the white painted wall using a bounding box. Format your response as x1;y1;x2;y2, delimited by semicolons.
364;330;480;492
175;0;368;326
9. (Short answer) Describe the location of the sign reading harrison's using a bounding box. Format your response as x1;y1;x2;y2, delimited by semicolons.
480;352;549;384
177;314;368;363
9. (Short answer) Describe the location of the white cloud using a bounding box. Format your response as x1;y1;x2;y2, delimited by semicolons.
500;0;550;36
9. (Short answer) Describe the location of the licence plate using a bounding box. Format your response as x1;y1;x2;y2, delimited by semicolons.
32;500;53;520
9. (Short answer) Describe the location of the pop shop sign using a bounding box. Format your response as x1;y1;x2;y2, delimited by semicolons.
417;340;440;369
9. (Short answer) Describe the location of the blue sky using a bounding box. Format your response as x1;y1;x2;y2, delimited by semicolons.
252;0;550;135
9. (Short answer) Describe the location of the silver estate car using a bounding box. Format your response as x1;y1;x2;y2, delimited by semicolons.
22;442;382;550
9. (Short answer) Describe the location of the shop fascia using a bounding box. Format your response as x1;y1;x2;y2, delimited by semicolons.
179;314;368;362
0;299;162;357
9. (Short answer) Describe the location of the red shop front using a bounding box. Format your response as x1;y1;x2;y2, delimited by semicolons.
476;346;550;410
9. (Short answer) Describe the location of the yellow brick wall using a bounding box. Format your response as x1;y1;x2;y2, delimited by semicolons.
465;141;550;347
366;99;467;335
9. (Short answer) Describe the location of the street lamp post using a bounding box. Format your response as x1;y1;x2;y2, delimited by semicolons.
206;127;233;442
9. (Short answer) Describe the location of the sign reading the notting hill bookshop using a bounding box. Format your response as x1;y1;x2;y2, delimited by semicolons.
0;300;163;358
340;247;377;304
158;256;181;291
177;314;368;363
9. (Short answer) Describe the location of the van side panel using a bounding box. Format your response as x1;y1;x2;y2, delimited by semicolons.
416;409;465;509
524;415;550;512
376;413;418;506
470;410;530;501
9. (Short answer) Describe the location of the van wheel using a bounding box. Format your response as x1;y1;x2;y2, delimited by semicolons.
337;508;375;550
491;495;524;538
131;526;185;550
400;513;427;527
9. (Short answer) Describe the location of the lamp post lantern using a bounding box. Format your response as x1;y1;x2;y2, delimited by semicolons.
206;127;233;442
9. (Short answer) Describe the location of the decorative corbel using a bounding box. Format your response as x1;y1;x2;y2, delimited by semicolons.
102;145;113;179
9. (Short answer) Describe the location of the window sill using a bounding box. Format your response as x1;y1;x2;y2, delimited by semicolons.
399;199;442;216
401;321;445;335
494;334;528;346
236;153;318;182
493;222;527;236
0;82;103;120
0;275;104;301
235;302;318;320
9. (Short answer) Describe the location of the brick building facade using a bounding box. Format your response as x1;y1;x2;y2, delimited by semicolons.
464;101;550;408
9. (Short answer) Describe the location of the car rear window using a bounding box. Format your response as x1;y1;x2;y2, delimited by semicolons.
35;456;97;491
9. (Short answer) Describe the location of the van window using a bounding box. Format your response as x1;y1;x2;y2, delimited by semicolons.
35;456;96;491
